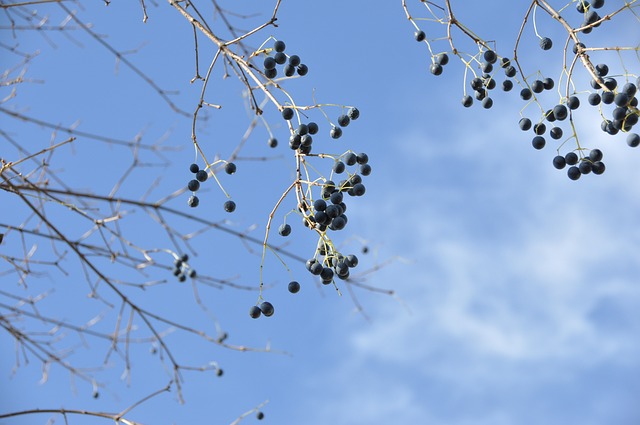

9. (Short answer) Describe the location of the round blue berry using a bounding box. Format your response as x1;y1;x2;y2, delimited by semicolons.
260;302;274;317
278;223;291;236
288;281;300;293
249;306;261;318
224;200;236;212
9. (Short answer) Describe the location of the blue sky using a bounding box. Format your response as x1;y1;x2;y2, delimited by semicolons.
2;1;640;424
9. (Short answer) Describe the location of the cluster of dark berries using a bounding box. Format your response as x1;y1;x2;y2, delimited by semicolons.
249;301;274;319
263;39;308;79
330;107;360;140
305;248;359;284
295;152;369;233
187;163;208;208
576;0;605;34
588;73;639;137
285;119;319;154
461;52;517;110
186;162;238;212
429;52;449;76
552;149;605;181
280;106;360;154
524;67;639;179
172;254;196;282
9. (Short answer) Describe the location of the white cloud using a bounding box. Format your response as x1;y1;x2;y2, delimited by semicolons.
298;119;640;425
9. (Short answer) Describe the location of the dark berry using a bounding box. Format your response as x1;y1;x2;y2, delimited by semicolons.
540;37;553;50
532;136;546;150
263;56;276;71
297;64;308;76
265;67;277;79
519;118;532;131
284;64;296;77
223;200;236;212
576;1;590;13
482;97;493;109
188;179;200;192
436;53;449;66
543;77;554;90
579;161;592;174
531;80;544;93
627;133;640;147
330;126;342;139
592;0;604;8
268;137;278;148
565;152;579;165
333;161;346;174
224;162;236;175
196;169;208;182
310;262;323;275
483;50;497;64
415;30;426;41
257;411;265;420
553;104;568;120
330;215;346;230
521;88;532;100
589;148;603;162
588;93;601;106
360;164;372;176
502;80;513;91
348;107;360;120
602;91;614;104
550;127;563;139
189;163;199;173
296;123;309;135
603;77;617;91
430;63;443;75
462;95;473;107
288;281;300;293
352;183;366;196
357;152;369;164
320;267;334;282
622;83;637;97
567;166;581;180
308;122;319;134
278;223;291;236
274;40;286;52
505;66;517;77
573;42;586;54
344;152;357;166
314;199;327;212
545;109;556;122
592;161;605;175
288;55;301;66
282;107;294;120
188;195;199;207
337;114;350;127
567;96;580;110
614;93;630;107
249;306;261;319
260;302;274;317
274;52;287;64
301;134;313;147
471;78;483;91
552;155;566;169
534;123;546;135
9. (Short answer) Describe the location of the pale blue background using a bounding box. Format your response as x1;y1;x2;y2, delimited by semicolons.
2;1;639;424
